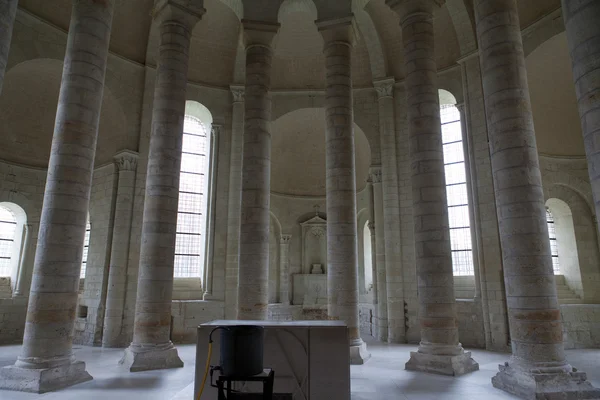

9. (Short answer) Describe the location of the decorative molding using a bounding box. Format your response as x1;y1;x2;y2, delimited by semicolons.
280;234;292;244
455;103;466;114
113;150;139;172
211;124;222;137
230;85;245;103
310;227;325;238
369;167;382;184
373;77;395;99
368;221;375;232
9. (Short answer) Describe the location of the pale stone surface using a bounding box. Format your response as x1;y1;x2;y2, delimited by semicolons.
389;0;477;375
370;167;388;341
122;0;204;371
475;0;599;397
318;16;369;364
0;0;114;392
0;0;17;95
237;20;279;320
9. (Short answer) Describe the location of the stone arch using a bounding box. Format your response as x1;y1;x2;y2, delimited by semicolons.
353;3;388;79
522;8;564;58
218;0;244;19
445;0;477;55
0;201;28;294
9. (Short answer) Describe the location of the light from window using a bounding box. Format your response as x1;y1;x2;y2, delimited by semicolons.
546;209;560;274
441;105;474;276
174;115;211;278
80;220;91;279
363;221;373;291
0;206;17;277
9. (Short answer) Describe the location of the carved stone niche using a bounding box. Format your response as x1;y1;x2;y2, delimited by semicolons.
300;214;327;274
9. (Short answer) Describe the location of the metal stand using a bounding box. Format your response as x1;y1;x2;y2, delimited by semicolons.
212;368;274;400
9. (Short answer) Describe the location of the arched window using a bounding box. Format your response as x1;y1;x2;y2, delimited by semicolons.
546;208;560;274
363;221;373;292
441;102;474;276
80;219;91;279
0;206;17;277
175;102;213;278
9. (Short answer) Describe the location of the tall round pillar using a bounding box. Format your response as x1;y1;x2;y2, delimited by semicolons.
121;1;204;372
237;20;279;320
102;151;138;348
0;0;114;393
0;0;18;95
317;16;370;364
387;0;478;375
475;0;599;397
562;0;600;235
371;168;386;340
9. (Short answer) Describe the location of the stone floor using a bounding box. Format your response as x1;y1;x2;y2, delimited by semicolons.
0;339;599;399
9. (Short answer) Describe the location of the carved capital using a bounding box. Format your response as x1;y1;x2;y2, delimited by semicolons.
373;77;395;99
368;221;375;232
386;0;444;24
230;85;245;103
211;124;222;138
455;103;466;114
316;15;357;48
153;0;205;30
242;19;280;48
280;234;292;245
369;166;382;184
114;150;139;172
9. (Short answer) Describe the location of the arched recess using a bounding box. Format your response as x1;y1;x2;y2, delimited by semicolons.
545;185;600;303
356;207;373;299
269;211;283;304
445;0;477;55
0;202;28;296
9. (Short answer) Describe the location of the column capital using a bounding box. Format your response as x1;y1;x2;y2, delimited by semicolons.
241;19;280;49
455;103;466;113
113;150;139;172
211;124;222;137
280;234;292;244
316;15;357;47
368;221;375;233
386;0;444;22
153;0;205;30
230;85;245;103
373;77;395;99
369;166;383;184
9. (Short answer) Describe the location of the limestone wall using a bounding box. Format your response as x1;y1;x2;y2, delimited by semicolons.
561;304;600;349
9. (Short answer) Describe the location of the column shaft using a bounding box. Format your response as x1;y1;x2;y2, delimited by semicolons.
225;87;244;318
237;23;277;320
388;0;478;376
203;126;220;299
102;152;138;348
475;0;599;397
372;171;387;340
319;18;370;364
563;0;600;234
279;235;291;304
0;0;114;392
0;0;18;95
121;2;203;372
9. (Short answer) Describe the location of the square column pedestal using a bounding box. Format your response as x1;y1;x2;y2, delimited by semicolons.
119;343;184;372
405;344;479;376
0;360;92;394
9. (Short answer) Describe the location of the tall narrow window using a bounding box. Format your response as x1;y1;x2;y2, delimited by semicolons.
0;206;17;277
80;219;91;279
441;104;474;276
175;114;211;278
363;221;373;292
546;209;560;274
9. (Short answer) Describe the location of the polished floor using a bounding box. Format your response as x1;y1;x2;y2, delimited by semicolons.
0;339;599;399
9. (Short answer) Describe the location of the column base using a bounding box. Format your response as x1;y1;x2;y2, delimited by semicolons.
350;340;371;365
405;346;479;376
492;361;600;400
120;342;183;372
0;360;92;393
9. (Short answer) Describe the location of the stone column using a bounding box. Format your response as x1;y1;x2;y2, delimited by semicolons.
279;234;291;304
121;0;204;372
374;77;406;343
475;0;599;396
387;0;478;376
13;223;31;297
102;151;138;348
0;0;114;393
237;20;279;320
317;16;370;364
370;167;387;340
0;0;18;95
203;125;220;300
225;85;244;318
563;0;600;235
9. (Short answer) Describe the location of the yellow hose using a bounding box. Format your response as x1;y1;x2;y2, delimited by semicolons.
196;341;213;400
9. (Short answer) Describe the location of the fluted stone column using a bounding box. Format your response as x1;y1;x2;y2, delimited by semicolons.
102;151;138;348
121;0;204;372
563;0;600;236
0;0;18;95
279;234;291;304
387;0;478;376
374;77;406;343
0;0;114;392
370;167;387;340
237;20;279;320
317;16;370;364
225;85;244;318
475;0;599;397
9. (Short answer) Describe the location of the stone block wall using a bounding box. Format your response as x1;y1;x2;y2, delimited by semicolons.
456;299;486;348
561;304;600;349
0;297;27;344
170;300;224;344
